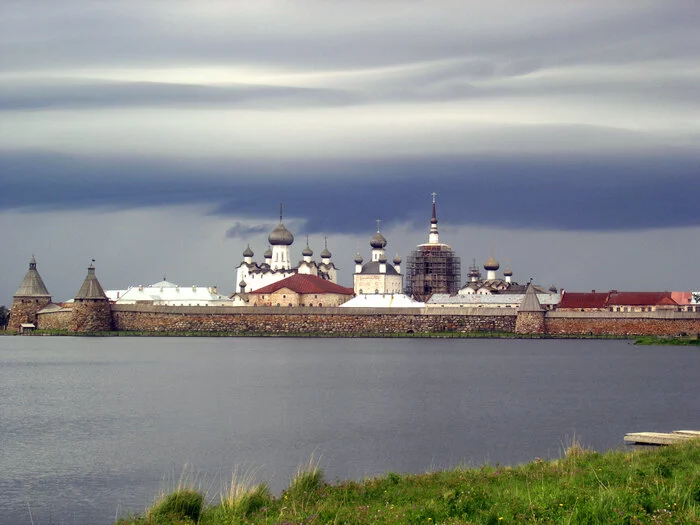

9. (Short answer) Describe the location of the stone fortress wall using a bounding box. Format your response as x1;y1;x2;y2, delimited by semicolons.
34;304;700;336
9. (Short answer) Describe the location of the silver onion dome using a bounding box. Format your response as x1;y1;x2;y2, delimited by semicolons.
242;244;253;257
302;245;313;257
354;253;363;264
264;247;272;259
268;223;294;246
370;231;387;249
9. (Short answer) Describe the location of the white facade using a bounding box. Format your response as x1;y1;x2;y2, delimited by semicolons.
235;219;337;294
353;227;403;295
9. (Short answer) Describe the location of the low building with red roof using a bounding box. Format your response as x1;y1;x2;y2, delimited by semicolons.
557;291;610;311
558;290;688;312
248;274;354;308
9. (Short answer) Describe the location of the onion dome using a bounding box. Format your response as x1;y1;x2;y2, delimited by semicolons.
370;231;387;249
264;247;272;259
354;253;363;264
393;254;402;265
242;244;253;258
302;245;313;257
320;247;331;259
239;280;247;289
484;254;500;271
268;222;294;246
549;284;558;293
378;253;388;264
503;267;513;277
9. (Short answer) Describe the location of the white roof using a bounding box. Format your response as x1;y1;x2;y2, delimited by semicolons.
428;293;560;306
340;294;425;308
108;283;229;305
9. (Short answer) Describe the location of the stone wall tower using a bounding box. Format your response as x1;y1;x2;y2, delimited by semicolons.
70;263;113;332
8;256;52;332
515;283;546;335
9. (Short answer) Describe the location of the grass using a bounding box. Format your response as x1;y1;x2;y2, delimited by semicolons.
116;439;700;524
635;335;700;346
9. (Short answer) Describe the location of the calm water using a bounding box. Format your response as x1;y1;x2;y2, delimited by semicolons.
1;336;698;524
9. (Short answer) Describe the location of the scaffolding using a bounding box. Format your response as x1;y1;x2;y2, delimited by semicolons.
404;245;461;301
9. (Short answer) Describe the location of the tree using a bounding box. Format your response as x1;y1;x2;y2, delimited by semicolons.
0;305;9;330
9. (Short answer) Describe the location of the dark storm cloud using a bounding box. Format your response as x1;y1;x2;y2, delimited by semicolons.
2;150;699;234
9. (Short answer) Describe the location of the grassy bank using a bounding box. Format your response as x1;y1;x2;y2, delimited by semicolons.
635;335;700;346
116;440;700;525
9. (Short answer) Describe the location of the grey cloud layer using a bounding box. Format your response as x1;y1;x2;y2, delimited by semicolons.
3;2;698;71
2;150;699;233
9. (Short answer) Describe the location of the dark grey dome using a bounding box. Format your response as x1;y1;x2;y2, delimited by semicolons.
320;247;331;258
239;280;247;288
393;255;402;265
268;223;294;246
242;245;253;257
484;255;500;271
354;253;363;264
360;261;399;275
378;253;388;263
370;231;387;249
302;245;313;257
503;267;513;276
264;247;272;258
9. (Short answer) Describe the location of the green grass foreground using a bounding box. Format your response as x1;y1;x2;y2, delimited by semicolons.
117;440;700;525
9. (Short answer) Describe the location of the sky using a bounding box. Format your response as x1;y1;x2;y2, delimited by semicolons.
2;1;700;304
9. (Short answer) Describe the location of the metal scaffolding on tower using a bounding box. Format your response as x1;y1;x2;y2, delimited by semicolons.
404;245;461;301
404;193;461;301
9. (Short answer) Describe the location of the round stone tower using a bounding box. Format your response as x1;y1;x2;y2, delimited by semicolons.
70;263;113;332
8;256;52;332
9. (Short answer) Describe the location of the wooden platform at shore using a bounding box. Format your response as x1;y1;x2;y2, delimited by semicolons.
624;430;700;446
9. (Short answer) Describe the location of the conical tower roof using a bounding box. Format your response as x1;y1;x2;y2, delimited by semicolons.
75;263;108;300
14;256;51;298
519;283;543;312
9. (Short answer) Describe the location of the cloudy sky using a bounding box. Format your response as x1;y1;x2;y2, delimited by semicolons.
2;1;699;304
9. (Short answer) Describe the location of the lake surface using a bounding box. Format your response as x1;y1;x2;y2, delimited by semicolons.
1;336;698;524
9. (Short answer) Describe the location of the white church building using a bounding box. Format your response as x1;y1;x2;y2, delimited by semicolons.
234;208;338;294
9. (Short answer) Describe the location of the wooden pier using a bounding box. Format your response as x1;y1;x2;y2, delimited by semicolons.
624;430;700;446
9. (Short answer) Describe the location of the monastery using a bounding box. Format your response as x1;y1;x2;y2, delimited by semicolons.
7;197;700;336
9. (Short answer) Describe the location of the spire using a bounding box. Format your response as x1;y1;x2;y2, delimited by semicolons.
75;260;108;300
280;202;283;223
428;192;439;244
14;255;51;297
320;236;331;259
519;283;543;312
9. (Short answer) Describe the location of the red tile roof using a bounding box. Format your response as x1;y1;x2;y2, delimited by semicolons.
250;274;354;296
607;292;676;306
558;291;680;309
558;292;609;309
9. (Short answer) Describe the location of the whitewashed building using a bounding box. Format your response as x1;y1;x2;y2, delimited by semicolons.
108;280;230;307
352;224;403;296
234;209;338;294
